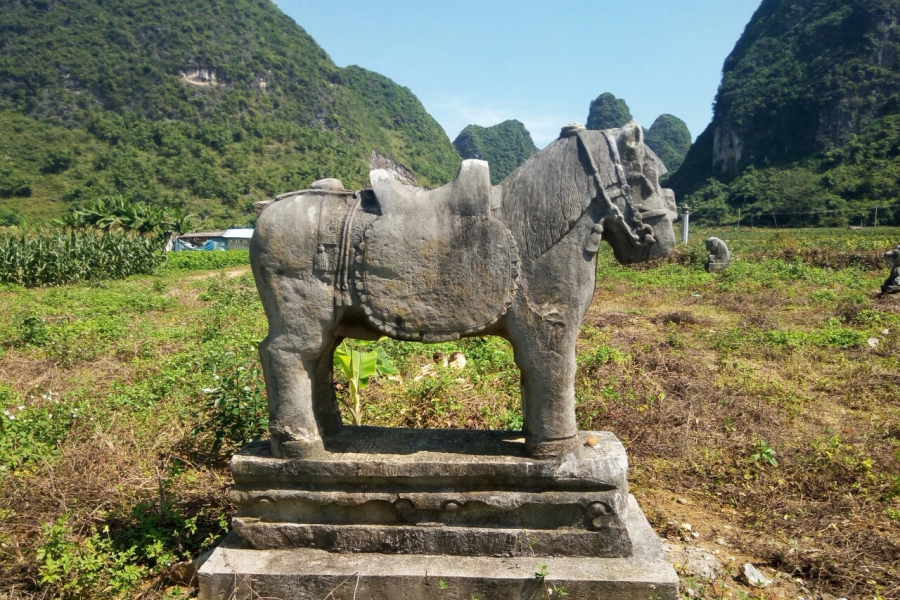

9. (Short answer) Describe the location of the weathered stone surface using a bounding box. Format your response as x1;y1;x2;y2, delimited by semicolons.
705;237;732;273
199;495;678;600
359;162;517;341
233;122;680;598
737;562;771;588
880;244;900;296
231;429;627;489
231;523;631;558
230;430;631;557
666;543;723;582
250;121;677;459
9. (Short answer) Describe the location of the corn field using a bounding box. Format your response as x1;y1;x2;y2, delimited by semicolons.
0;229;164;287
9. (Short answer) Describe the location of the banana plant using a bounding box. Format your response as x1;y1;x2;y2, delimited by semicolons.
334;341;398;426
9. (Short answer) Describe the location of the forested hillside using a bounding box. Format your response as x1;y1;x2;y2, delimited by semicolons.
669;0;900;226
583;94;689;172
0;0;461;224
452;120;538;184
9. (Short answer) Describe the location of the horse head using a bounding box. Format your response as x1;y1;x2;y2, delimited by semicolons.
498;121;676;264
577;122;676;264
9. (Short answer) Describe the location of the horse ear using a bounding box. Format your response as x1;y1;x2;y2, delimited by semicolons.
499;135;595;259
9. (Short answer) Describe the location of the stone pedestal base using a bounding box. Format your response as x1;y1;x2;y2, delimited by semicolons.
230;429;632;558
198;495;678;600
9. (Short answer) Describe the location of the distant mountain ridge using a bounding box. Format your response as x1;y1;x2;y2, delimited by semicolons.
452;120;538;184
0;0;461;223
585;93;632;131
583;93;690;172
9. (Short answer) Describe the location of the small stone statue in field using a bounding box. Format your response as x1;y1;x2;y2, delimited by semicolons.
881;245;900;296
705;237;731;273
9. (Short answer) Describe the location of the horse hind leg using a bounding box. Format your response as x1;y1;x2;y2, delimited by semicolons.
259;333;323;458
257;281;338;459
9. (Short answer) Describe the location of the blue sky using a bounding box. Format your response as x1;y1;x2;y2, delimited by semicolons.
273;0;762;147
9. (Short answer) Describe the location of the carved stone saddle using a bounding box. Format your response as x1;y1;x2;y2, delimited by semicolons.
369;160;500;216
354;160;519;342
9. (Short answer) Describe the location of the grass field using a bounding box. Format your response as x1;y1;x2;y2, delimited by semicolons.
1;227;898;599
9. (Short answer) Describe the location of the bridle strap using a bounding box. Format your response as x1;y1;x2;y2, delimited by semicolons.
572;129;656;247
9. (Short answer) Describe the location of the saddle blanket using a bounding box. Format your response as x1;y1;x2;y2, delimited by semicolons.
356;212;518;342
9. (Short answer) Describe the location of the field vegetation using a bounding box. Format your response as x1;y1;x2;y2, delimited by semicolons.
0;227;898;599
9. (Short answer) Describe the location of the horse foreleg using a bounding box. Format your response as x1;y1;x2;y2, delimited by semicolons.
313;336;343;436
511;322;579;458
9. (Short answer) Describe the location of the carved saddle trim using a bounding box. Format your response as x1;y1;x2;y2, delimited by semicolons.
333;162;520;341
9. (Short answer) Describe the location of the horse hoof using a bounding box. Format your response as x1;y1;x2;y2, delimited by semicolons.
525;435;577;459
270;437;324;459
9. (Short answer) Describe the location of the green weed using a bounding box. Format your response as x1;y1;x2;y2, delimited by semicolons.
748;439;778;467
37;517;147;600
0;387;78;478
191;351;268;455
166;250;250;270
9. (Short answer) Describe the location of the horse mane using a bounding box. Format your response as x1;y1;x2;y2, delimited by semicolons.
498;133;599;259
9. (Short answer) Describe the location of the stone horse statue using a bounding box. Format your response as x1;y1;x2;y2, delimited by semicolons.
250;121;677;459
881;245;900;296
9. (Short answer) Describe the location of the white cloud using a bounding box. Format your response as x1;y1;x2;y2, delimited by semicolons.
426;95;573;148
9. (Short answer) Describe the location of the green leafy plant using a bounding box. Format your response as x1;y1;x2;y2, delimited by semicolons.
191;354;268;454
749;439;778;467
534;564;569;598
36;517;147;599
334;340;398;426
12;312;50;346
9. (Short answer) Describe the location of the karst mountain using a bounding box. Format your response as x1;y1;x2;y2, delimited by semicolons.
669;0;900;225
452;120;538;185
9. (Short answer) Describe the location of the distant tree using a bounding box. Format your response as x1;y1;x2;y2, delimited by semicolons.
0;209;23;227
586;93;632;130
684;178;732;225
645;115;692;171
41;149;75;174
0;166;32;198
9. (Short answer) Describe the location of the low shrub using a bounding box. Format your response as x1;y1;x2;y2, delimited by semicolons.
190;351;268;456
166;250;250;270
